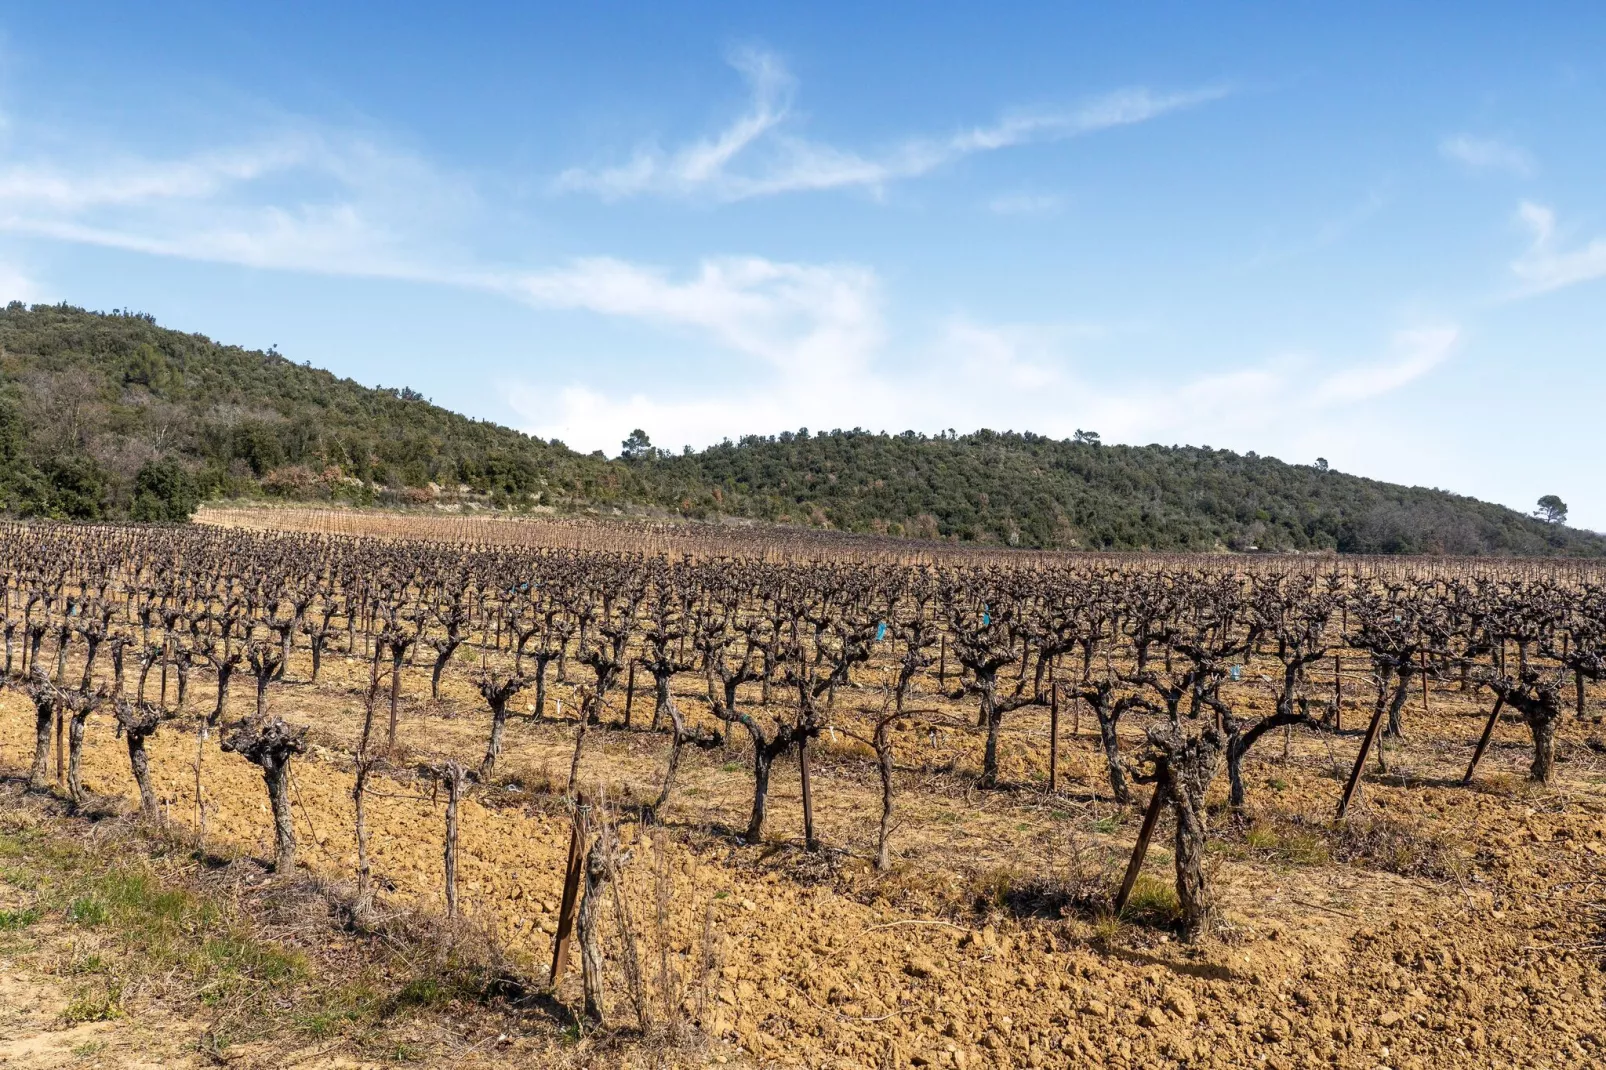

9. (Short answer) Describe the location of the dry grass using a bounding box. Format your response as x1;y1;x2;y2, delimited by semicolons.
0;787;716;1067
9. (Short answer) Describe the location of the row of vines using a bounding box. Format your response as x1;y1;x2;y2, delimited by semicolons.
3;521;1601;960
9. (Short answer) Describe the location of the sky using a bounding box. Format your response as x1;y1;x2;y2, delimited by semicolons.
0;3;1603;527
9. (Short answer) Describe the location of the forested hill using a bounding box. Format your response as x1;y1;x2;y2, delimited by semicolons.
0;302;1597;556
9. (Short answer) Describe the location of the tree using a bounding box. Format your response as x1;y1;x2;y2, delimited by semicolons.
1314;458;1329;473
131;459;200;522
620;429;657;461
1535;495;1567;525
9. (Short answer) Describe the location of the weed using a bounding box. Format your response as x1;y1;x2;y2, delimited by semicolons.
1332;815;1464;881
1243;821;1330;866
68;897;109;926
395;975;450;1009
1090;911;1124;944
0;907;40;930
1091;815;1120;834
1119;873;1180;927
66;952;109;976
62;985;122;1024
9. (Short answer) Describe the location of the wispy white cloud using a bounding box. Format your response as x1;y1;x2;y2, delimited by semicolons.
0;130;477;280
1440;134;1536;177
502;252;886;450
1510;201;1606;295
504;250;1459;464
986;192;1062;216
1313;326;1458;403
0;258;42;304
555;48;1227;201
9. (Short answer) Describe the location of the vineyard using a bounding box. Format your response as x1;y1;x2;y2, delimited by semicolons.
2;517;1605;1068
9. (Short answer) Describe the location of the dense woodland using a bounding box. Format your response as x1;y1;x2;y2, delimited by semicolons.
0;303;1597;556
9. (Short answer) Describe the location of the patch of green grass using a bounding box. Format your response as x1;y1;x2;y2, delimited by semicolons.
70;1039;106;1058
66;952;110;976
1091;911;1123;944
720;761;745;773
395;975;451;1010
62;985;122;1024
1091;815;1120;834
971;866;1020;912
1244;822;1330;866
1119;873;1180;927
1267;777;1290;792
0;824;308;1018
934;810;960;825
195;933;305;999
295;983;379;1038
0;907;41;930
68;896;109;926
0;864;41;890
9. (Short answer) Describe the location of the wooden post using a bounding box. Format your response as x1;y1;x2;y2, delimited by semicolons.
443;761;463;918
1336;698;1389;820
624;661;636;729
1113;785;1167;915
1048;683;1059;794
549;803;589;989
1462;695;1506;785
800;733;817;851
1420;652;1430;714
938;635;947;689
54;706;65;785
1332;655;1342;732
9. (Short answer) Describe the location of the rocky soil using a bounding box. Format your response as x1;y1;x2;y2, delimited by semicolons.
2;650;1603;1069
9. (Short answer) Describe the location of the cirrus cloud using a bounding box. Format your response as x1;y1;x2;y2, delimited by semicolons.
555;48;1228;202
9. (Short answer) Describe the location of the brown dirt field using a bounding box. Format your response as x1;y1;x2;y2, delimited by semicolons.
3;640;1606;1069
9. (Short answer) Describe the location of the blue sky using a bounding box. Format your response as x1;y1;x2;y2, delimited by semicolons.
1;3;1603;527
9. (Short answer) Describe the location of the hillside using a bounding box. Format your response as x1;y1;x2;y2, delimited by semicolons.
0;302;1597;555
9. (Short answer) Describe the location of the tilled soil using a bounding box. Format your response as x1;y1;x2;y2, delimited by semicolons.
2;656;1604;1069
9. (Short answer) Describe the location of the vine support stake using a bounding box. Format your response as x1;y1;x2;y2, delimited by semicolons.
1047;683;1059;794
1462;695;1506;785
1336;696;1389;819
1113;784;1167;915
549;801;589;990
1332;655;1342;732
